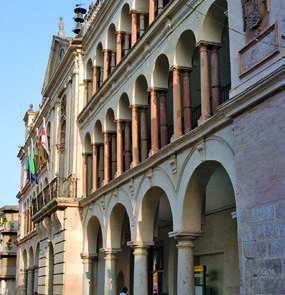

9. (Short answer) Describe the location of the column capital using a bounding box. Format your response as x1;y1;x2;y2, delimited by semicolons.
99;248;122;258
131;9;138;14
127;241;154;249
83;79;92;83
169;231;203;241
130;104;148;109
80;252;98;261
169;65;192;72
196;40;222;48
103;48;111;53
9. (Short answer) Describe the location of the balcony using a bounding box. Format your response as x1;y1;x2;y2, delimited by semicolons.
0;222;17;235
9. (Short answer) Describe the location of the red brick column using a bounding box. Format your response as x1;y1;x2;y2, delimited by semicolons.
92;144;98;192
183;69;192;134
149;88;159;156
211;45;221;115
103;49;110;81
116;120;123;177
124;121;131;171
131;11;137;46
160;90;168;148
117;31;123;64
131;105;140;167
93;66;98;95
140;107;148;161
149;0;156;24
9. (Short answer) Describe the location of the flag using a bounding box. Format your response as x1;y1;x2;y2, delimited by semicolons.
36;128;47;166
42;117;49;160
29;139;38;184
27;148;31;182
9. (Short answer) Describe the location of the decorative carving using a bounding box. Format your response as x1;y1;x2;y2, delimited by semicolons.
242;0;266;31
197;140;206;162
129;178;134;196
169;154;177;174
146;169;153;186
101;195;105;210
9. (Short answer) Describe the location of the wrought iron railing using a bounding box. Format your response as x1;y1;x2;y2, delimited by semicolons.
221;83;231;104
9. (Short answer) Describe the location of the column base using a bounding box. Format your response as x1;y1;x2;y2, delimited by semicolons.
149;148;159;157
130;161;140;169
198;115;211;126
171;131;183;143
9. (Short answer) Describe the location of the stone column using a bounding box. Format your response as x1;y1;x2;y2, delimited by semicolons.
81;253;97;295
101;249;121;295
131;105;139;167
124;34;130;56
158;0;164;14
128;242;153;295
23;269;28;294
34;267;39;293
160;90;168;148
27;267;35;295
92;144;98;192
149;88;159;156
84;79;89;106
103;132;110;185
124;122;131;171
116;120;123;177
131;11;137;46
93;65;98;95
111;133;117;180
183;69;192;134
99;144;104;187
103;49;110;81
140;107;148;161
111;52;116;72
172;66;183;141
139;14;145;38
169;232;202;295
211;44;221;115
100;67;104;85
197;41;211;124
116;31;123;64
83;153;87;197
149;0;156;24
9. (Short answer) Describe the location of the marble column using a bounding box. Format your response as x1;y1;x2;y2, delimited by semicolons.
149;88;159;156
211;44;221;115
116;120;123;177
83;153;87;197
116;31;123;64
27;267;35;295
93;65;98;95
172;66;183;141
160;90;168;148
103;132;110;185
131;11;137;46
131;105;139;167
124;34;130;56
139;14;145;38
169;232;202;295
149;0;156;24
101;249;121;295
111;52;116;72
99;144;104;187
81;253;97;295
92;144;98;192
197;41;211;124
124;122;131;171
128;242;153;295
183;69;192;134
111;133;117;180
140;107;148;161
103;49;110;81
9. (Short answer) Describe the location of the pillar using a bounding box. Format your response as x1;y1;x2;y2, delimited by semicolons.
116;120;123;177
211;44;221;115
84;79;89;106
111;133;117;180
103;49;110;81
100;67;104;84
103;132;110;184
139;14;145;38
150;88;159;156
128;242;153;295
169;232;202;295
172;66;183;141
160;90;168;148
124;34;131;56
131;105;139;167
183;69;192;133
140;107;148;161
158;0;164;14
27;267;34;295
149;0;156;24
124;122;131;171
83;153;87;197
99;144;104;187
34;267;39;293
116;31;123;64
111;51;116;72
197;41;211;124
93;65;98;95
101;249;120;295
81;254;97;295
23;269;28;294
92;144;98;192
131;11;137;46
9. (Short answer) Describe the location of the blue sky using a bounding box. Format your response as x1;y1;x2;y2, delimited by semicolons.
0;1;83;207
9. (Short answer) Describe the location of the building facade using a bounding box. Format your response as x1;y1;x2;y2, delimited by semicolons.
16;0;284;294
0;206;19;295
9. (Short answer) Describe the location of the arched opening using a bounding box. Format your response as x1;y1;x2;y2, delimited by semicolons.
134;0;149;38
94;120;104;187
108;204;133;295
86;216;104;295
94;43;104;89
137;187;175;294
106;24;117;75
84;133;93;196
47;243;54;295
182;161;239;294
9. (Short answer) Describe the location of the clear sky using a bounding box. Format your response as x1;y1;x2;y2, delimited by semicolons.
0;0;84;207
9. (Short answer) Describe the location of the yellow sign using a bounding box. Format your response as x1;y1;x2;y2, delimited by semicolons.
194;265;205;272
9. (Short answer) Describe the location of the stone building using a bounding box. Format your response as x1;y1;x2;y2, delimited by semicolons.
0;206;19;295
16;0;284;294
